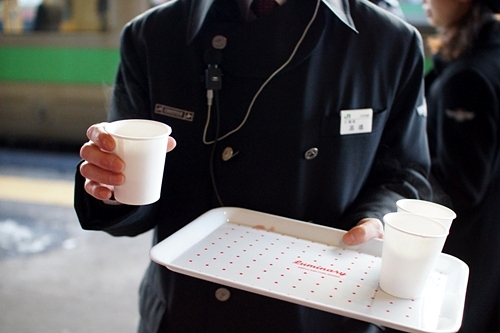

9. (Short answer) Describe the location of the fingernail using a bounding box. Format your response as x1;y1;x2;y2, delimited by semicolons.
343;232;355;245
349;232;357;243
102;138;112;150
108;158;123;172
98;189;110;199
114;173;125;184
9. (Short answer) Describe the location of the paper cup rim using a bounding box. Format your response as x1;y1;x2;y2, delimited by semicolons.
396;199;456;220
383;212;449;238
105;119;172;140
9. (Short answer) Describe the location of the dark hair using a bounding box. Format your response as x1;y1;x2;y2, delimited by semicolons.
428;2;498;60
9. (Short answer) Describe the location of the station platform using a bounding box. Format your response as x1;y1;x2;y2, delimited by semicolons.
0;145;152;333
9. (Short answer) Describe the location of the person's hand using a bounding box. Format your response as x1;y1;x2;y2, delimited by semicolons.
342;218;384;245
79;122;177;200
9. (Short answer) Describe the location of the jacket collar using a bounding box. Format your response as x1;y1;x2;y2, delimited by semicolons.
186;0;357;43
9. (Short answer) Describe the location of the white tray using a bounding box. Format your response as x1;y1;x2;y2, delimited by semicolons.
150;207;469;333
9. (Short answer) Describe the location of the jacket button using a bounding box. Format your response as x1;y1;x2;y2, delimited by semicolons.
215;287;231;302
304;147;319;160
222;147;234;161
212;35;227;49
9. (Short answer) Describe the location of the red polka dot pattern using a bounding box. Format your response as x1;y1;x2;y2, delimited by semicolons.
170;223;449;330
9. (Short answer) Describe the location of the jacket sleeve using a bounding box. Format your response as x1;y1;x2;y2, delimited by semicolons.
74;162;160;236
341;28;432;225
431;68;499;208
73;21;161;236
109;19;152;121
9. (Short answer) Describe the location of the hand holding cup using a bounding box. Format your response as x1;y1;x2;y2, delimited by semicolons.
79;120;176;204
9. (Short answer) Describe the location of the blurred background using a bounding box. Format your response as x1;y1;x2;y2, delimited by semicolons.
0;1;433;332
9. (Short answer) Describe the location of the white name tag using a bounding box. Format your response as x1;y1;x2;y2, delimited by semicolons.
340;108;373;135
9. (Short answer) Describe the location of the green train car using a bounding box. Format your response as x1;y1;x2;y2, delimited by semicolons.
0;0;152;145
0;38;119;145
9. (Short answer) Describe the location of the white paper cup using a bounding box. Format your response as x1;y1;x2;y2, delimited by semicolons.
105;119;171;205
379;212;448;299
396;199;456;229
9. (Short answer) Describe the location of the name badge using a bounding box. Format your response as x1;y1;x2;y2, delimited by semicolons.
340;108;373;135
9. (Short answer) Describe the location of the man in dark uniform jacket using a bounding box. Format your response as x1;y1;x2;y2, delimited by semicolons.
75;0;431;332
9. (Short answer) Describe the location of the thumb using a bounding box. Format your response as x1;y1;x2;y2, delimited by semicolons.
342;218;384;245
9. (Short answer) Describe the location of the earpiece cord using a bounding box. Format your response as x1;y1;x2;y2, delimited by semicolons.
202;0;321;145
208;90;225;206
202;89;214;145
204;0;321;205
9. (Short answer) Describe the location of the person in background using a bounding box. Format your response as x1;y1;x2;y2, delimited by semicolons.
74;0;432;332
424;0;500;331
33;0;63;31
97;0;108;31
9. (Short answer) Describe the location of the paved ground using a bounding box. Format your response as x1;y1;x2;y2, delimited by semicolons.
0;146;153;333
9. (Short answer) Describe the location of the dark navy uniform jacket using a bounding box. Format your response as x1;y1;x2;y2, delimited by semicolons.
74;0;431;331
426;18;500;333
